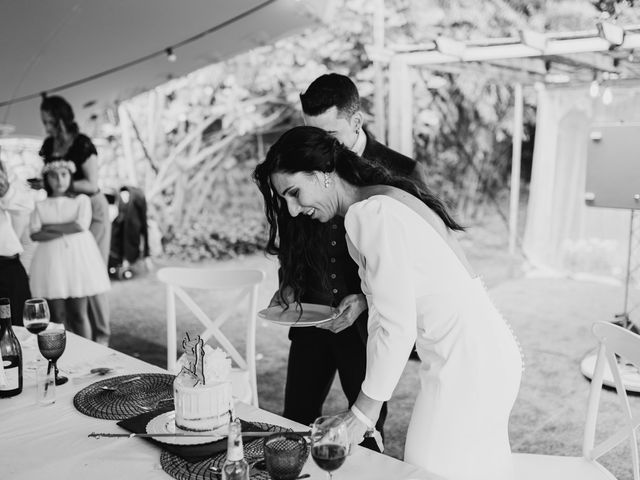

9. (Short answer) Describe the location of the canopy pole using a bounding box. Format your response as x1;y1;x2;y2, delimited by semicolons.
373;0;386;141
388;57;414;157
509;82;523;255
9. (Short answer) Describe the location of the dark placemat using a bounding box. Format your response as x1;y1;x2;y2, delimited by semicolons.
118;409;289;463
159;421;291;480
74;373;174;420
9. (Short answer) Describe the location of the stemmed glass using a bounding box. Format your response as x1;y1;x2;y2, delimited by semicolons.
310;415;349;479
23;298;50;335
37;328;68;386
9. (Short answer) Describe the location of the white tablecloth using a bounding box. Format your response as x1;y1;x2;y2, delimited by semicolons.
0;328;432;480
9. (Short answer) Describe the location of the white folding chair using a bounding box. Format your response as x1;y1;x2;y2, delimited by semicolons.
157;267;265;407
513;321;640;480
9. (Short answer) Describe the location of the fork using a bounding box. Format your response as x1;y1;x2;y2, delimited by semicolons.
100;376;141;391
138;397;174;411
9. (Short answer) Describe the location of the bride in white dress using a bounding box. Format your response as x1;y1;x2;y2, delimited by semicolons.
254;126;523;480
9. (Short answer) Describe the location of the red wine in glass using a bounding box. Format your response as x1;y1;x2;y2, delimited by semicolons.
311;415;349;479
312;444;347;472
25;321;49;334
23;298;50;337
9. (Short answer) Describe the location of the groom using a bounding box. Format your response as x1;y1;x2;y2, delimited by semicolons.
278;73;427;450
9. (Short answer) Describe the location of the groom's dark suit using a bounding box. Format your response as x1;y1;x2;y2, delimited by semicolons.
282;133;422;451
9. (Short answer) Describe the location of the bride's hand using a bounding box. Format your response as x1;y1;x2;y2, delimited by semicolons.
317;294;366;333
342;409;369;450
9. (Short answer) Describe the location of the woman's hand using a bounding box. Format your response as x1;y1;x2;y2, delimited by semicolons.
26;178;44;190
268;286;294;308
317;293;366;333
342;409;369;450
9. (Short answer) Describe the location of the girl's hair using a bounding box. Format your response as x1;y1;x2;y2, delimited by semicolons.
42;160;75;196
253;126;463;306
40;95;79;136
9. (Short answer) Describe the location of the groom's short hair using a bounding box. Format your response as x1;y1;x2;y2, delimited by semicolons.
300;73;360;118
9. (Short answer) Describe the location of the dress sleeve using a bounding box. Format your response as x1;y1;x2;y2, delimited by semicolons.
76;195;92;230
344;198;417;401
73;134;98;165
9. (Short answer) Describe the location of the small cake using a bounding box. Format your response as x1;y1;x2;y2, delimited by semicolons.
173;335;234;432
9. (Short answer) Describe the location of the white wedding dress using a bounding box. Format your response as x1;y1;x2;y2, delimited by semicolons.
345;195;523;480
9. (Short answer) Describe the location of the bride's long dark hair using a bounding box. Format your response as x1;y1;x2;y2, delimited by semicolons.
253;126;463;307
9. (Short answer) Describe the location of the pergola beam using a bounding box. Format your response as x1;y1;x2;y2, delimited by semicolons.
399;30;640;67
385;25;640;258
545;53;618;74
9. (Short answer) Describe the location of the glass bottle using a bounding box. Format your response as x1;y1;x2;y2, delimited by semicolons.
222;418;249;480
0;298;23;398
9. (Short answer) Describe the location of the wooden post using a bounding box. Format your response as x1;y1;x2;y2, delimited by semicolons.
388;56;413;157
117;103;138;186
373;0;386;142
509;83;523;255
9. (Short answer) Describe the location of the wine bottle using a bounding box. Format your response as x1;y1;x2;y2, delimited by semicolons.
222;418;249;480
0;298;23;398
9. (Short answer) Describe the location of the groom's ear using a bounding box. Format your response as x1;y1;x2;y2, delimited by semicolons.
351;111;363;132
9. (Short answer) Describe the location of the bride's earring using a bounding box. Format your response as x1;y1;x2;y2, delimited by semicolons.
323;172;330;188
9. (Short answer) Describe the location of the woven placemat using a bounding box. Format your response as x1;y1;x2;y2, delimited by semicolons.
73;373;174;420
160;421;291;480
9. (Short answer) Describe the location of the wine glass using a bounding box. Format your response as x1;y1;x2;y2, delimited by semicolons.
23;298;50;335
37;328;68;386
311;415;349;479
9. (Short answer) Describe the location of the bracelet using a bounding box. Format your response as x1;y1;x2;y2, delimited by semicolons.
350;405;375;430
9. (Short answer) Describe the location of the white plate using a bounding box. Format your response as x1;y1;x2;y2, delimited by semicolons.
258;303;336;327
145;411;227;445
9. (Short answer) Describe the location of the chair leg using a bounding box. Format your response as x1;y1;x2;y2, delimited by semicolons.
248;285;259;407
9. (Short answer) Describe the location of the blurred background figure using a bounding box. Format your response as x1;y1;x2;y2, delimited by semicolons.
108;185;151;280
0;158;34;325
38;95;111;345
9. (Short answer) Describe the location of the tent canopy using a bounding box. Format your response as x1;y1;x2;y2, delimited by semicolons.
0;0;329;138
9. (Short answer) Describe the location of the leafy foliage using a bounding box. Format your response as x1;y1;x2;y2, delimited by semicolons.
100;0;630;260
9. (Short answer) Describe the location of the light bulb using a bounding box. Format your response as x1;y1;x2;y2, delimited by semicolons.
602;87;613;105
166;48;177;62
590;80;600;98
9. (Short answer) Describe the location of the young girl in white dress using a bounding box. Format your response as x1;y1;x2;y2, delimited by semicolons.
29;160;110;338
255;126;523;480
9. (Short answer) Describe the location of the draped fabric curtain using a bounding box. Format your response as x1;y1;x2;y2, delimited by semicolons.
523;84;640;284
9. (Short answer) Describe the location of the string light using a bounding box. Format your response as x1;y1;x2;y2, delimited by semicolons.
165;48;177;62
0;0;278;108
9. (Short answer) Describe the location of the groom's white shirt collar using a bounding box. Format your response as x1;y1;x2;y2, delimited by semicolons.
350;128;367;157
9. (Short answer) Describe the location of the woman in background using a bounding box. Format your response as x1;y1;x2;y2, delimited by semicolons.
38;95;111;345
